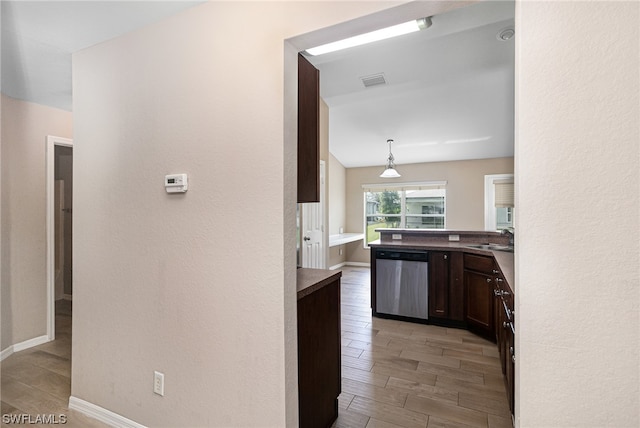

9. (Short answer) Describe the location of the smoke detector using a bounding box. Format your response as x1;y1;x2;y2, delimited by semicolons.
497;27;515;41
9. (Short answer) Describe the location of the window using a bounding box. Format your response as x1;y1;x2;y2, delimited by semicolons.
484;174;514;231
363;182;446;245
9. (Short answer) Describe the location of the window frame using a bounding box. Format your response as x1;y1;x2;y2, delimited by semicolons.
484;174;515;231
362;181;447;248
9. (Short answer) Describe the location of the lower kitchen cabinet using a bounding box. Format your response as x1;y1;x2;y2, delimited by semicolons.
297;270;341;428
428;251;464;323
464;254;495;342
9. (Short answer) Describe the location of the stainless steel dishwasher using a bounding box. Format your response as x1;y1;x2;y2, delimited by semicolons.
374;249;429;320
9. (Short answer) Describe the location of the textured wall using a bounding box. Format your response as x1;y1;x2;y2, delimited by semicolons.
1;95;72;352
516;1;639;426
71;1;436;426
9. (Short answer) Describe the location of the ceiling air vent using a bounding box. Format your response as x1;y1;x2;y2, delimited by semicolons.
361;73;386;88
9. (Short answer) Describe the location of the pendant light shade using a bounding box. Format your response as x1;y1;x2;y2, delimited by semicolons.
380;139;401;178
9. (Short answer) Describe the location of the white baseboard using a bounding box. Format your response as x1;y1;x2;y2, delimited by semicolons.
68;397;146;428
345;261;370;267
329;261;371;270
0;346;13;361
0;334;50;362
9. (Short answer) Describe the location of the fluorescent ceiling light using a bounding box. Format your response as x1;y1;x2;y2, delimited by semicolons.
306;17;432;56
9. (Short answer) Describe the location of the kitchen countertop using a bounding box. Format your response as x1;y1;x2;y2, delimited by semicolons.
370;240;515;292
329;233;364;247
297;268;342;300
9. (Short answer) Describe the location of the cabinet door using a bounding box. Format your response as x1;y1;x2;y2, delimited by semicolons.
297;53;320;203
464;270;494;341
505;322;515;415
428;251;449;318
297;279;341;427
448;252;464;321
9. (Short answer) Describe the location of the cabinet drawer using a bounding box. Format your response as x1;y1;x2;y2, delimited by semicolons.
464;253;495;273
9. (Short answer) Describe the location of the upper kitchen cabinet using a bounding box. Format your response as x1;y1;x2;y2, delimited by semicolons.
298;53;320;203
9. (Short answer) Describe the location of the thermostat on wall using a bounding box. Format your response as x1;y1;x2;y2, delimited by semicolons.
165;173;188;193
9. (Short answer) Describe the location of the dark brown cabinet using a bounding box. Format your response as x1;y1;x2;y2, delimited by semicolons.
297;53;320;203
428;251;464;323
428;251;449;318
297;271;341;428
464;254;496;342
493;268;515;416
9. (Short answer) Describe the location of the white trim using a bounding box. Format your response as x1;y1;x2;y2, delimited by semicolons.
329;262;347;270
68;397;147;428
0;335;50;361
484;174;514;231
329;261;371;270
0;347;13;361
46;136;73;342
345;261;370;267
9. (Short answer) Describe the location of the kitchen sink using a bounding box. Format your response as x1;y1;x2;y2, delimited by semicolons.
465;244;514;253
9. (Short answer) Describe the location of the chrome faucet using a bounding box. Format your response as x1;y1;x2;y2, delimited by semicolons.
501;228;515;246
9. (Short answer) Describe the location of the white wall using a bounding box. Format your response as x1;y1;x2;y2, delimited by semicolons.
0;95;73;353
65;0;640;427
71;1;419;427
328;153;346;235
516;1;639;426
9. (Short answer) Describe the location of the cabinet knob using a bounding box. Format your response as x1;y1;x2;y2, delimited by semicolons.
512;355;516;363
494;289;501;297
496;278;503;283
486;278;492;283
503;321;509;328
443;254;448;260
509;346;514;355
492;269;499;274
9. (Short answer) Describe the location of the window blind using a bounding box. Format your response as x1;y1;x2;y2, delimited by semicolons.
362;181;447;193
494;179;514;208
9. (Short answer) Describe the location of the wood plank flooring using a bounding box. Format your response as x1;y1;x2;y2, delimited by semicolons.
1;267;511;428
0;301;109;428
333;266;512;428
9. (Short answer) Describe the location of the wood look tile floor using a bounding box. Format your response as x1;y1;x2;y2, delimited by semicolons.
0;300;109;428
1;268;512;428
332;266;512;428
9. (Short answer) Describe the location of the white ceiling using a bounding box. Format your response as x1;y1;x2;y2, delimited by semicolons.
1;0;205;111
304;1;515;168
1;1;514;169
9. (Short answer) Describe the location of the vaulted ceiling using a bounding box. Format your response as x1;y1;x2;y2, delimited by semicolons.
304;1;515;168
2;1;514;168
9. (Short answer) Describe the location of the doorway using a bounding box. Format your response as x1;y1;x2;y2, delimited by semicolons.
46;135;73;341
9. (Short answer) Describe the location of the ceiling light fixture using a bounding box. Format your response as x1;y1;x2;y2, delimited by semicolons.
380;139;401;178
306;17;432;56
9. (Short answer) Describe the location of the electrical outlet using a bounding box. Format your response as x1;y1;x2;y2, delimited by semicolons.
449;234;460;241
154;371;164;396
339;248;343;255
392;234;402;240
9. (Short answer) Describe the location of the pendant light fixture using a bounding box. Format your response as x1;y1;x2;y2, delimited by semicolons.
380;139;401;178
